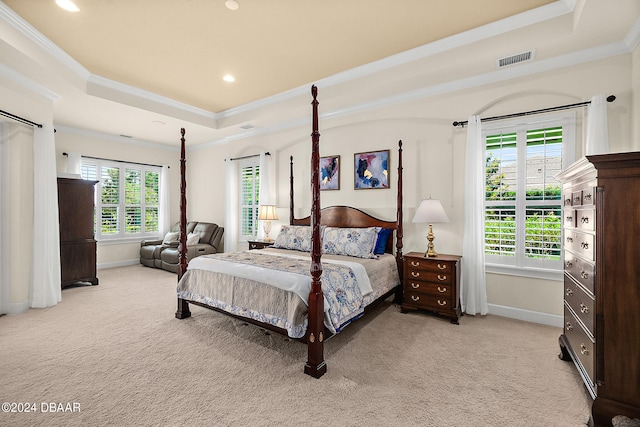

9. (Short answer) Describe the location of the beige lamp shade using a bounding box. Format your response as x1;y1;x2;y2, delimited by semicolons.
258;204;278;221
412;199;449;257
412;199;449;224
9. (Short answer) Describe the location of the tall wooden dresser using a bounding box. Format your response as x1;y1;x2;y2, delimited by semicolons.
57;177;99;287
557;153;640;425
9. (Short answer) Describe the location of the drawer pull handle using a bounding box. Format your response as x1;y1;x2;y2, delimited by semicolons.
411;272;420;278
566;322;573;331
565;288;573;296
580;271;589;280
580;303;589;314
580;344;589;356
437;300;447;306
411;295;420;302
437;274;447;281
410;261;420;267
584;193;592;201
564;198;571;205
565;261;573;268
437;263;447;270
581;242;589;250
437;286;447;293
581;217;589;224
566;216;573;222
566;237;573;243
574;196;581;203
411;282;420;289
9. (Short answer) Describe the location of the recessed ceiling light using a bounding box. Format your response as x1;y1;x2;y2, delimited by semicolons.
225;0;239;11
223;74;235;82
56;0;80;12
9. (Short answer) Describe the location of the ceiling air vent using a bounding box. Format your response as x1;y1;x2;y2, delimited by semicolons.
496;50;535;68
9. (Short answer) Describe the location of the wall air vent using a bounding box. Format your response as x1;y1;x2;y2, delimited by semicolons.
496;50;535;68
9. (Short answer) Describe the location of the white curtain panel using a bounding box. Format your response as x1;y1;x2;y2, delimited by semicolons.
461;116;488;316
257;152;273;240
158;165;171;236
585;94;610;155
66;151;82;175
224;158;238;252
31;124;62;308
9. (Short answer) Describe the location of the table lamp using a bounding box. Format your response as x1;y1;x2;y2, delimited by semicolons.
258;204;278;242
412;198;449;257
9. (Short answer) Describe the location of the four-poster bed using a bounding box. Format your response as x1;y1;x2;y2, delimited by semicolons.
175;86;404;378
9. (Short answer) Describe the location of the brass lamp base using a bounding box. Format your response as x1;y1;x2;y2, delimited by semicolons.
423;223;438;257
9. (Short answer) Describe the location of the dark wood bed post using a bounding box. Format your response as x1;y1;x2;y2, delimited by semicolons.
304;85;327;378
289;156;294;225
395;140;404;303
175;127;191;319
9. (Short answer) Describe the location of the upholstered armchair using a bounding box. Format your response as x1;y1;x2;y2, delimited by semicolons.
140;222;224;273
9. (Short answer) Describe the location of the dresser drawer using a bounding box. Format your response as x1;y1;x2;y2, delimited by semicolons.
405;257;455;274
404;290;451;311
571;182;597;206
563;208;576;228
565;230;595;261
575;208;595;232
564;304;595;387
564;275;595;334
564;251;595;295
405;280;452;298
405;269;453;285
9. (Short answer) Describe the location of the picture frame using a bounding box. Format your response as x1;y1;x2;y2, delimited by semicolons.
320;155;340;190
354;149;390;189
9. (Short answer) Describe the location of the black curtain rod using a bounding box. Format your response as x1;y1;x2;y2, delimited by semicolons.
0;109;43;128
226;152;271;162
62;152;167;169
452;95;616;127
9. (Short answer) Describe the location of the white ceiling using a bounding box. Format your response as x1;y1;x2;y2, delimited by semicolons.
1;0;639;149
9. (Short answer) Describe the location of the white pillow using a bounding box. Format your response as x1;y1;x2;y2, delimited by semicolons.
322;226;380;259
162;231;179;245
186;232;200;246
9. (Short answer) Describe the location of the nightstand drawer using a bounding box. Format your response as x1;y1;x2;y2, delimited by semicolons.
405;280;452;298
406;258;455;274
405;269;453;285
404;291;451;310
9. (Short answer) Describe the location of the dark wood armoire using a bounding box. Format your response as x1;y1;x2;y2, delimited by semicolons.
57;177;99;287
557;152;640;426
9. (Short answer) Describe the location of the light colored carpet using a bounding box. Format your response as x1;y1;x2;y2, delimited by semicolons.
0;265;591;426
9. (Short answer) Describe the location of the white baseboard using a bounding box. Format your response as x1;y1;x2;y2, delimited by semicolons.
5;300;30;315
486;303;563;328
97;259;140;270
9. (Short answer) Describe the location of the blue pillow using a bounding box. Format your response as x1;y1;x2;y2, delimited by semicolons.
374;228;392;255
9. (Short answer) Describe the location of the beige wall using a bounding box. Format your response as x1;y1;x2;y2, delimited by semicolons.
53;129;181;268
187;54;635;325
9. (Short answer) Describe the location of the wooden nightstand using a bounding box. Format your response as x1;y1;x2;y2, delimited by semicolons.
248;240;274;250
401;252;462;324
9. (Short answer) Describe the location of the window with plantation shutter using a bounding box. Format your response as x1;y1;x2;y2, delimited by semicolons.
484;113;575;274
80;158;161;240
239;159;260;240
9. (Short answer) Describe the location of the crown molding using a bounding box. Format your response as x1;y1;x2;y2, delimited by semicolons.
0;62;59;101
625;16;640;51
0;2;90;80
54;124;179;152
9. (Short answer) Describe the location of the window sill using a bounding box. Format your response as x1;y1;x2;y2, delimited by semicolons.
485;263;563;281
97;235;161;246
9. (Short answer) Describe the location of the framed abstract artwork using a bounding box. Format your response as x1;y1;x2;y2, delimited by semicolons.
320;155;340;190
354;149;390;189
